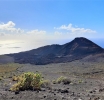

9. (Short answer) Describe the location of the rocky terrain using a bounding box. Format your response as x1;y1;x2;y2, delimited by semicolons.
0;55;104;100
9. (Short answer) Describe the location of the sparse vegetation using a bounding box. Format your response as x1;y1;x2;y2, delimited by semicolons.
78;79;83;83
0;60;104;100
41;80;51;88
10;72;43;91
57;76;65;84
52;80;57;84
55;76;71;85
12;75;18;81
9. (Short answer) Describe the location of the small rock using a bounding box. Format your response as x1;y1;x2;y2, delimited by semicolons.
44;95;46;98
61;89;69;93
15;91;19;95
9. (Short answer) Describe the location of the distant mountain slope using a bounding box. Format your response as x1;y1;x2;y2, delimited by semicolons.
81;53;104;62
7;37;104;65
0;55;14;64
59;37;103;56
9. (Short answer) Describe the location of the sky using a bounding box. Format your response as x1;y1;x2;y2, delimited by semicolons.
0;0;104;55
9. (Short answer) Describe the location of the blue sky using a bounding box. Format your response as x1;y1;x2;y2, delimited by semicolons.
0;0;104;54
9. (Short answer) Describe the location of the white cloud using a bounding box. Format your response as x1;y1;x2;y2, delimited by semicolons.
27;29;46;35
55;23;96;33
0;21;24;33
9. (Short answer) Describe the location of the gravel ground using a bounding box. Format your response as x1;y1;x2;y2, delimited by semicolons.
0;60;104;100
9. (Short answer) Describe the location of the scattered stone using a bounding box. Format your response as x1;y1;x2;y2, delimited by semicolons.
61;89;69;93
99;88;104;92
43;95;46;98
15;91;19;95
94;97;100;100
54;93;56;95
71;92;75;96
57;89;69;93
10;96;14;99
41;88;46;91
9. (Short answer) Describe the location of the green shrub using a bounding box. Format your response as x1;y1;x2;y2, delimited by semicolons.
56;76;71;85
12;75;18;81
41;80;51;88
52;80;57;84
31;73;42;90
10;72;43;91
78;79;83;83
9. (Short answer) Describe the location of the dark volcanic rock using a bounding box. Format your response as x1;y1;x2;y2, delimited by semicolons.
7;37;104;65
